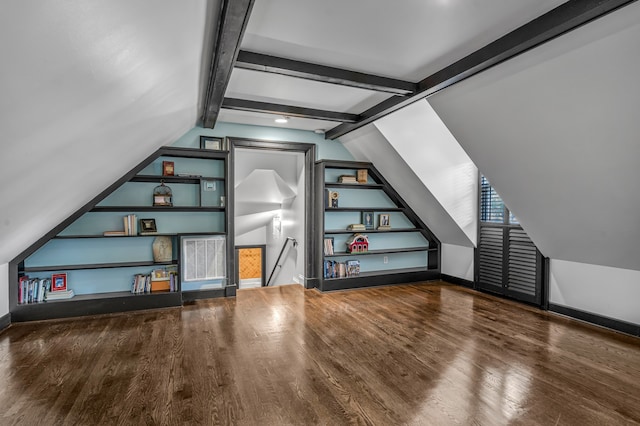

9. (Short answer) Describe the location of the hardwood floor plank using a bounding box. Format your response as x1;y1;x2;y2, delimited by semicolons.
1;282;640;425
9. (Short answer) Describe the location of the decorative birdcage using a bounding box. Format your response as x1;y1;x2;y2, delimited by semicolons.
153;181;173;207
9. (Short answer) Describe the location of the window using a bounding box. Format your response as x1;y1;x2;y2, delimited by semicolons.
480;175;518;225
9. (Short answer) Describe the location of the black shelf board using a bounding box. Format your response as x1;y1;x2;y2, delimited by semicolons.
92;206;225;212
54;232;226;239
320;269;440;292
324;228;419;234
182;288;226;302
11;291;183;322
323;267;430;281
316;159;372;169
325;183;383;189
55;233;177;239
23;260;177;272
131;175;225;184
324;247;430;258
324;207;404;212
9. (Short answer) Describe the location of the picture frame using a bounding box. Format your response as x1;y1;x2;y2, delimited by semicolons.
357;169;368;184
162;161;175;176
139;218;158;235
200;136;224;151
362;211;374;230
51;273;67;292
378;213;391;229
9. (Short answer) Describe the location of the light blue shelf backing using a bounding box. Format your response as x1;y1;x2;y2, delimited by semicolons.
325;211;414;230
327;188;395;209
326;251;428;272
59;211;225;236
20;266;173;295
329;232;428;251
139;156;224;178
24;236;177;267
324;168;374;184
181;279;226;292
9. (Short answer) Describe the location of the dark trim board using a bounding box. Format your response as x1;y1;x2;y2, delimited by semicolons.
11;292;183;323
549;303;640;337
182;288;226;302
235;50;416;95
0;313;10;333
326;0;639;139
319;270;440;292
441;274;475;289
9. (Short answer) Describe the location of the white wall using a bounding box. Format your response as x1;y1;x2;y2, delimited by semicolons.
430;2;640;272
340;124;473;247
0;263;8;318
374;100;478;246
441;244;474;281
550;260;640;325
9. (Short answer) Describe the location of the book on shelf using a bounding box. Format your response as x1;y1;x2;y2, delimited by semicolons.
44;289;75;300
103;230;127;236
323;237;334;255
338;175;357;184
18;276;51;304
356;169;368;183
347;224;366;231
122;214;138;236
323;260;360;279
346;260;361;277
132;274;151;294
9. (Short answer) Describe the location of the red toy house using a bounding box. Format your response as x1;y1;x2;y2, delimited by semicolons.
346;233;369;253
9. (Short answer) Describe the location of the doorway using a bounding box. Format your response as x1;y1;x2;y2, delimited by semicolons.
229;138;316;289
236;245;265;289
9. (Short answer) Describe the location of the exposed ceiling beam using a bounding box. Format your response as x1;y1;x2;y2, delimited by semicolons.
222;98;360;123
201;0;255;128
326;0;637;140
235;50;417;95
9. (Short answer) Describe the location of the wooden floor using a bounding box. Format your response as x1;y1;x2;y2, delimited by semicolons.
1;282;640;425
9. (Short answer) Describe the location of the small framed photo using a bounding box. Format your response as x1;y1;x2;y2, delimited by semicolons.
162;161;175;176
357;169;368;184
200;136;224;151
51;273;67;292
362;211;374;230
378;213;391;229
139;218;158;235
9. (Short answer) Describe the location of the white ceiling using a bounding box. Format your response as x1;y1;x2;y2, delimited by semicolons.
221;0;568;131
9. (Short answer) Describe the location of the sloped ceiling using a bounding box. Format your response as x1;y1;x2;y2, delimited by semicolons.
0;1;211;264
430;2;640;271
340;124;473;247
220;0;567;131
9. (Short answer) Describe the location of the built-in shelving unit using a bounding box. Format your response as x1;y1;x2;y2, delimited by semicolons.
315;160;440;291
9;146;234;322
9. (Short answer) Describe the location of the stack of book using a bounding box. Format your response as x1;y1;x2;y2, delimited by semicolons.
45;290;75;300
323;260;361;278
346;260;360;276
132;274;151;294
124;214;138;235
150;268;178;292
18;276;51;304
338;175;358;184
347;224;366;231
103;214;138;236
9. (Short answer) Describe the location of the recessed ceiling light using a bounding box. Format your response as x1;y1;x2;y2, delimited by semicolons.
314;129;325;134
275;116;289;124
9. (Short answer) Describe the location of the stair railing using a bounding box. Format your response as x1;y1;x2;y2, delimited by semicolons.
265;237;298;287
